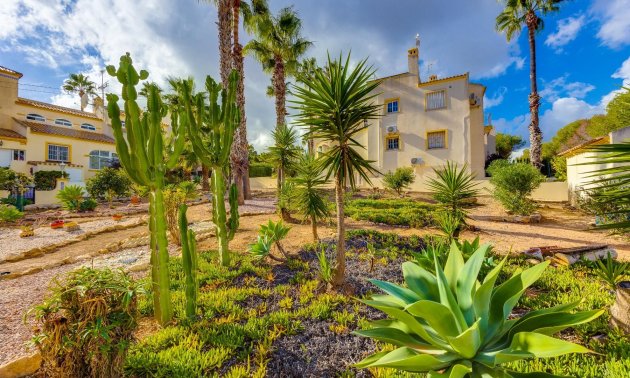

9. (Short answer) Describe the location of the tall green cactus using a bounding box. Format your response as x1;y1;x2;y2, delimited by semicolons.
105;53;186;325
178;70;240;266
178;203;198;320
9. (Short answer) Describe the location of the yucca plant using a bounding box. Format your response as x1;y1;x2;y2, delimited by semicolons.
427;162;479;237
354;242;603;377
594;251;629;291
316;245;333;284
291;153;330;241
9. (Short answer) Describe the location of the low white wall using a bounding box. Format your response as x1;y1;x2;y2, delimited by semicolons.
34;179;68;205
250;177;277;190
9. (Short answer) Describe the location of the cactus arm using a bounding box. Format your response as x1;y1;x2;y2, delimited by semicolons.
212;169;230;266
166;111;186;169
179;203;197;320
152;182;173;324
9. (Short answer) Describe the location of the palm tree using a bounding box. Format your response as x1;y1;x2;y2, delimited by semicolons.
268;124;301;221
243;0;312;130
292;53;382;287
291;153;330;241
62;73;97;111
496;0;564;168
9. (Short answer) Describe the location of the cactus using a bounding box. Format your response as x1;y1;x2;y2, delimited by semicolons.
178;70;240;266
105;53;186;325
178;204;198;320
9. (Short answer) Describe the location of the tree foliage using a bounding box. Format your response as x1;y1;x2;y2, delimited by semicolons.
383;167;415;196
495;133;525;159
86;167;132;207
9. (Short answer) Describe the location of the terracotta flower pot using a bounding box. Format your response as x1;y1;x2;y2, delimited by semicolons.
112;214;123;221
130;195;140;205
50;220;64;229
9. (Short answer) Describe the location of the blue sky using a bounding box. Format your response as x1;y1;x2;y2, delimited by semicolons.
1;0;629;151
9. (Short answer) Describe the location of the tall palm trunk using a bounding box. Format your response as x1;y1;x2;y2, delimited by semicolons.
273;56;287;130
230;0;250;204
526;11;542;169
218;0;233;88
332;175;346;287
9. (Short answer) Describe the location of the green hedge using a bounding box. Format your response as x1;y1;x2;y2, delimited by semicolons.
345;198;436;227
249;164;273;178
34;170;68;190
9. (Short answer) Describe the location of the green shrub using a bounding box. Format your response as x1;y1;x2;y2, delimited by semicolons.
488;160;545;215
248;220;291;261
345;198;436;227
249;163;274;177
56;184;85;211
0;203;23;222
86;167;132;208
354;243;603;376
79;198;98;212
551;155;567;181
594;252;629;291
28;268;141;378
34;170;68;190
382;167;415;195
0;167;17;190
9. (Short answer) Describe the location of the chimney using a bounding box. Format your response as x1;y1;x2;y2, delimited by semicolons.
408;34;420;82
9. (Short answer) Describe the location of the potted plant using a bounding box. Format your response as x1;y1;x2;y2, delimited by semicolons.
20;225;34;238
63;221;80;232
50;220;64;229
112;213;123;221
130;194;140;205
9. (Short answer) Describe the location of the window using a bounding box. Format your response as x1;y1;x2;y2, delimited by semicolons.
54;118;72;127
427;130;447;149
81;123;96;131
13;150;25;161
26;114;45;122
48;144;69;162
426;90;446;110
89;150;117;170
386;136;400;150
386;99;399;113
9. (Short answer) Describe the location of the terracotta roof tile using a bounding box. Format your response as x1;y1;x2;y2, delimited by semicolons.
0;66;23;78
14;118;114;144
0;128;26;140
16;97;101;120
558;136;609;157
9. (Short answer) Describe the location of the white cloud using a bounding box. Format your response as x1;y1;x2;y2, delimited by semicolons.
540;97;602;137
591;0;630;48
484;87;507;109
545;15;586;52
539;75;595;102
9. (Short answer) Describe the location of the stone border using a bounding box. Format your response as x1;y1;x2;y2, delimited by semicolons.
0;217;147;265
0;352;41;378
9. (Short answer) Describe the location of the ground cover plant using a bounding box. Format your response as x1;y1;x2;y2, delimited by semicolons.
346;198;436;227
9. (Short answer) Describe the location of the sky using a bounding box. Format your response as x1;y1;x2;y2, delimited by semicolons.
0;0;629;152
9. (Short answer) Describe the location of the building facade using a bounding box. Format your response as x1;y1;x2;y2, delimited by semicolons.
315;42;495;188
0;66;117;186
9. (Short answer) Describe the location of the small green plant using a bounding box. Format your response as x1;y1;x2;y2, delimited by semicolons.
354;242;603;376
594;252;629;291
178;180;198;199
383;167;415;196
487;160;545;215
178;204;198;320
78;197;98;212
0;204;23;222
316;245;333;284
434;210;464;241
56;184;85;211
86;167;132;208
248;220;291;262
291;153;330;241
28;267;141;378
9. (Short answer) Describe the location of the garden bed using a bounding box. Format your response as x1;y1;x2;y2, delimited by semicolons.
345;198;436;228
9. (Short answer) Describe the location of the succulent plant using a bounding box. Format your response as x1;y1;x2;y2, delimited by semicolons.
354;242;603;377
178;204;198;320
178;71;240;266
106;53;186;325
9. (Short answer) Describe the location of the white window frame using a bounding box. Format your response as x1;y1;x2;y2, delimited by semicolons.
89;150;117;170
386;100;399;113
26;114;45;122
426;90;447;111
427;130;447;149
54;118;72;127
81;123;96;131
13;150;25;161
48;144;69;162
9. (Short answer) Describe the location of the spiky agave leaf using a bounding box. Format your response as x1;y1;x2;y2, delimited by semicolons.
353;242;604;376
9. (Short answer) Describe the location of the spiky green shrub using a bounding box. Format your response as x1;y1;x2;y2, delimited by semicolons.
28;268;141;378
594;252;629;291
354;243;603;376
248;220;291;262
56;184;85;211
291;153;329;241
383;167;415;196
488;160;545;215
316;245;333;284
0;203;23;222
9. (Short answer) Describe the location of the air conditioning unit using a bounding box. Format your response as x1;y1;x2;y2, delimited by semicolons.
386;126;398;133
469;93;479;106
411;157;423;165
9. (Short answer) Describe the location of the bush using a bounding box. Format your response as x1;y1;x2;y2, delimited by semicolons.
249;163;273;177
164;187;187;245
34;170;68;190
551;155;567;181
86;167;132;208
28;267;141;378
56;185;85;211
0;167;16;190
382;167;415;195
488;160;545;215
79;198;98;212
345;198;436;227
0;204;23;222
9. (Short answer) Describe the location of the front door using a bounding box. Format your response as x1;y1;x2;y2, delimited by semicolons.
0;149;11;167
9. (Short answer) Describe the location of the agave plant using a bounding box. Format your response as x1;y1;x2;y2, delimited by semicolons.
247;220;291;262
354;243;603;377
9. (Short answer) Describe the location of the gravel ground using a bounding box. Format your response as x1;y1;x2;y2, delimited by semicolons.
0;217;140;262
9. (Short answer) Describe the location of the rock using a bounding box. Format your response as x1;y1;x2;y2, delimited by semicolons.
127;262;150;272
23;204;38;211
610;281;630;334
525;258;541;265
120;257;138;265
0;352;41;378
530;213;542;223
